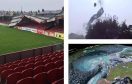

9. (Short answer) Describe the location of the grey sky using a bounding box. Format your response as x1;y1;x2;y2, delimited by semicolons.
69;0;132;35
0;0;63;11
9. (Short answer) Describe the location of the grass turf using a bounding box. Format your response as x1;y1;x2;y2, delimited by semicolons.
0;25;63;55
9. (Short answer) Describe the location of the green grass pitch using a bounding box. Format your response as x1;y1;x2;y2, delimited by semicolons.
0;25;63;55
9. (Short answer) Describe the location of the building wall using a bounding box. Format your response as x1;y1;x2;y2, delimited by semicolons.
16;26;64;40
55;32;64;39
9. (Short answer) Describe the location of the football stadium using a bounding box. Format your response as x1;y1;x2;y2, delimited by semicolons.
0;3;64;84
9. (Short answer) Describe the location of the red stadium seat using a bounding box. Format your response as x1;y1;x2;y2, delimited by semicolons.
12;60;21;65
1;69;14;83
34;65;45;75
58;51;63;56
6;72;23;84
35;56;42;60
51;57;59;62
35;58;43;62
34;61;44;67
59;54;64;58
43;59;52;65
46;53;51;57
33;72;50;84
52;78;64;84
52;51;58;55
0;65;3;67
58;56;63;61
22;68;33;78
59;66;64;79
42;60;47;65
59;66;64;70
42;56;49;60
26;59;35;64
21;58;29;63
25;63;34;69
54;60;63;68
44;62;56;72
8;64;18;69
0;51;63;84
3;62;12;67
59;67;63;76
28;57;34;60
47;68;63;83
18;62;27;67
48;54;53;57
0;66;8;74
16;77;33;84
14;66;25;72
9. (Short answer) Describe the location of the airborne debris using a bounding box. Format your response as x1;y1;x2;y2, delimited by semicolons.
94;3;97;7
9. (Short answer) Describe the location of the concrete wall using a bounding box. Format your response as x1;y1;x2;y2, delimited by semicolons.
0;43;63;64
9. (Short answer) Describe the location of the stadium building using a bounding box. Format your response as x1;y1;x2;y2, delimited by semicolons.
9;8;64;39
0;8;64;84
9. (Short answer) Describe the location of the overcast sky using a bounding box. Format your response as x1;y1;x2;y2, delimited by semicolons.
0;0;63;11
69;0;132;35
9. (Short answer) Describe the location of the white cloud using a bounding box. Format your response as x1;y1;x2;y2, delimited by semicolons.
0;0;63;11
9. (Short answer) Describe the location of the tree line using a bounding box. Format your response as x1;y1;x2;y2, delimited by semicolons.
86;16;132;39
